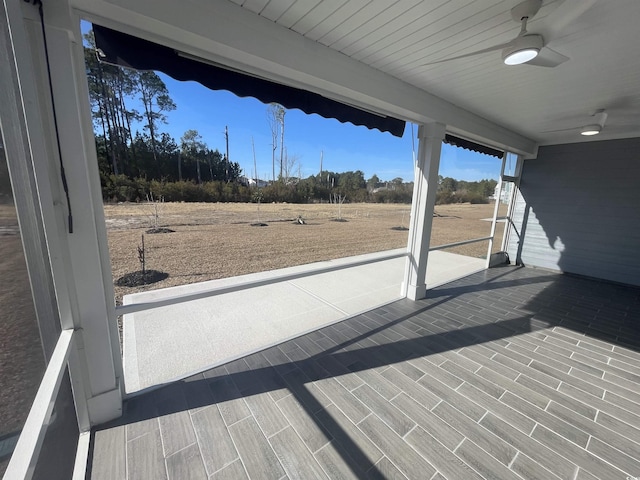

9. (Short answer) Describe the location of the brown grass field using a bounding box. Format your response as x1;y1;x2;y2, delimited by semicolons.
105;201;508;304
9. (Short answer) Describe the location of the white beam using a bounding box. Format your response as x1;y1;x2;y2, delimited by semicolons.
404;123;446;301
71;0;536;156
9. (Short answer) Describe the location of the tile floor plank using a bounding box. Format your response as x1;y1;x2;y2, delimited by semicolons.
365;456;408;480
379;366;440;409
210;459;248;480
510;452;565;480
405;426;484;480
530;424;627;480
352;384;415;436
314;404;383;471
358;414;436;480
281;368;331;413
454;439;523;480
479;413;577;480
124;394;159;442
586;437;640;477
432;401;516;467
228;417;284;480
314;441;367;480
270;426;329;480
157;408;196;457
166;443;207;480
391;393;463;452
547;400;640;459
191;405;238;475
91;426;125;480
208;376;252;426
500;392;589;447
314;376;371;423
418;372;487;421
244;391;290;437
558;382;640;427
276;394;331;452
456;382;535;434
126;430;166;480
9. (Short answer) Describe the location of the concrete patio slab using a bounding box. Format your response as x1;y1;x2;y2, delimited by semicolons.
122;250;486;393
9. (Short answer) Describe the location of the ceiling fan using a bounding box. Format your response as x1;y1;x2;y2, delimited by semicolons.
541;109;608;135
424;0;598;68
542;105;640;136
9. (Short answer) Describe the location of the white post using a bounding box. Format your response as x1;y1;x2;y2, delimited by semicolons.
485;152;507;268
403;123;446;301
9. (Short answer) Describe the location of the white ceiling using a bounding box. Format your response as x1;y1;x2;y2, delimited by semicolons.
226;0;640;146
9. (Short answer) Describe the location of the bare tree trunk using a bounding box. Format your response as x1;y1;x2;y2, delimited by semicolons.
225;126;230;183
123;106;137;166
114;73;129;167
97;101;110;171
272;146;276;182
279;111;285;179
104;94;119;176
110;93;126;173
141;88;159;170
252;136;257;186
97;61;118;176
117;72;137;166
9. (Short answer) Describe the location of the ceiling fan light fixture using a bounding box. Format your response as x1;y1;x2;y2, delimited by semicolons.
502;34;543;65
503;48;539;65
580;124;601;136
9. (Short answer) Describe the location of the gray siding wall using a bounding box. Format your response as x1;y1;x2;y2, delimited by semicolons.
506;138;640;286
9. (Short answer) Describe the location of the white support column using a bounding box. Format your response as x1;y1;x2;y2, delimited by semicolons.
403;123;445;301
8;0;122;425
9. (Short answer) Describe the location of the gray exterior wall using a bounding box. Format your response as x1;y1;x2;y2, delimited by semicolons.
507;138;640;286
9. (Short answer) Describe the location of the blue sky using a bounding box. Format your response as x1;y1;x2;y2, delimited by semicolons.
153;73;501;183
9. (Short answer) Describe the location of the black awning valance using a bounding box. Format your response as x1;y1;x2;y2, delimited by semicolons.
444;134;503;158
92;25;406;137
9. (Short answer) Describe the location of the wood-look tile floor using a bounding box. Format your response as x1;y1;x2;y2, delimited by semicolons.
89;266;640;479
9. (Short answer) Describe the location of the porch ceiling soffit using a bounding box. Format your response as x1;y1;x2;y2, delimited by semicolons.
71;0;536;155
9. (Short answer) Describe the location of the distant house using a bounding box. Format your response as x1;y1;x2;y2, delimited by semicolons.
492;181;512;204
244;177;269;188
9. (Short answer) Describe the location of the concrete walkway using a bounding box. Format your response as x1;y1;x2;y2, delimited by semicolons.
122;250;486;393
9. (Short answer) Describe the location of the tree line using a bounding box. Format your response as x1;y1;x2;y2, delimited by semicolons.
84;32;241;191
82;29;495;205
436;176;497;204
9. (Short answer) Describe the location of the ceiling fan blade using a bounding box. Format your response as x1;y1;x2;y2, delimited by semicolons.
540;126;576;133
525;47;569;67
538;0;599;40
422;43;510;65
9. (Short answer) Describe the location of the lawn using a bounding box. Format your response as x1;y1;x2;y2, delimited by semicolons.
104;201;508;304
